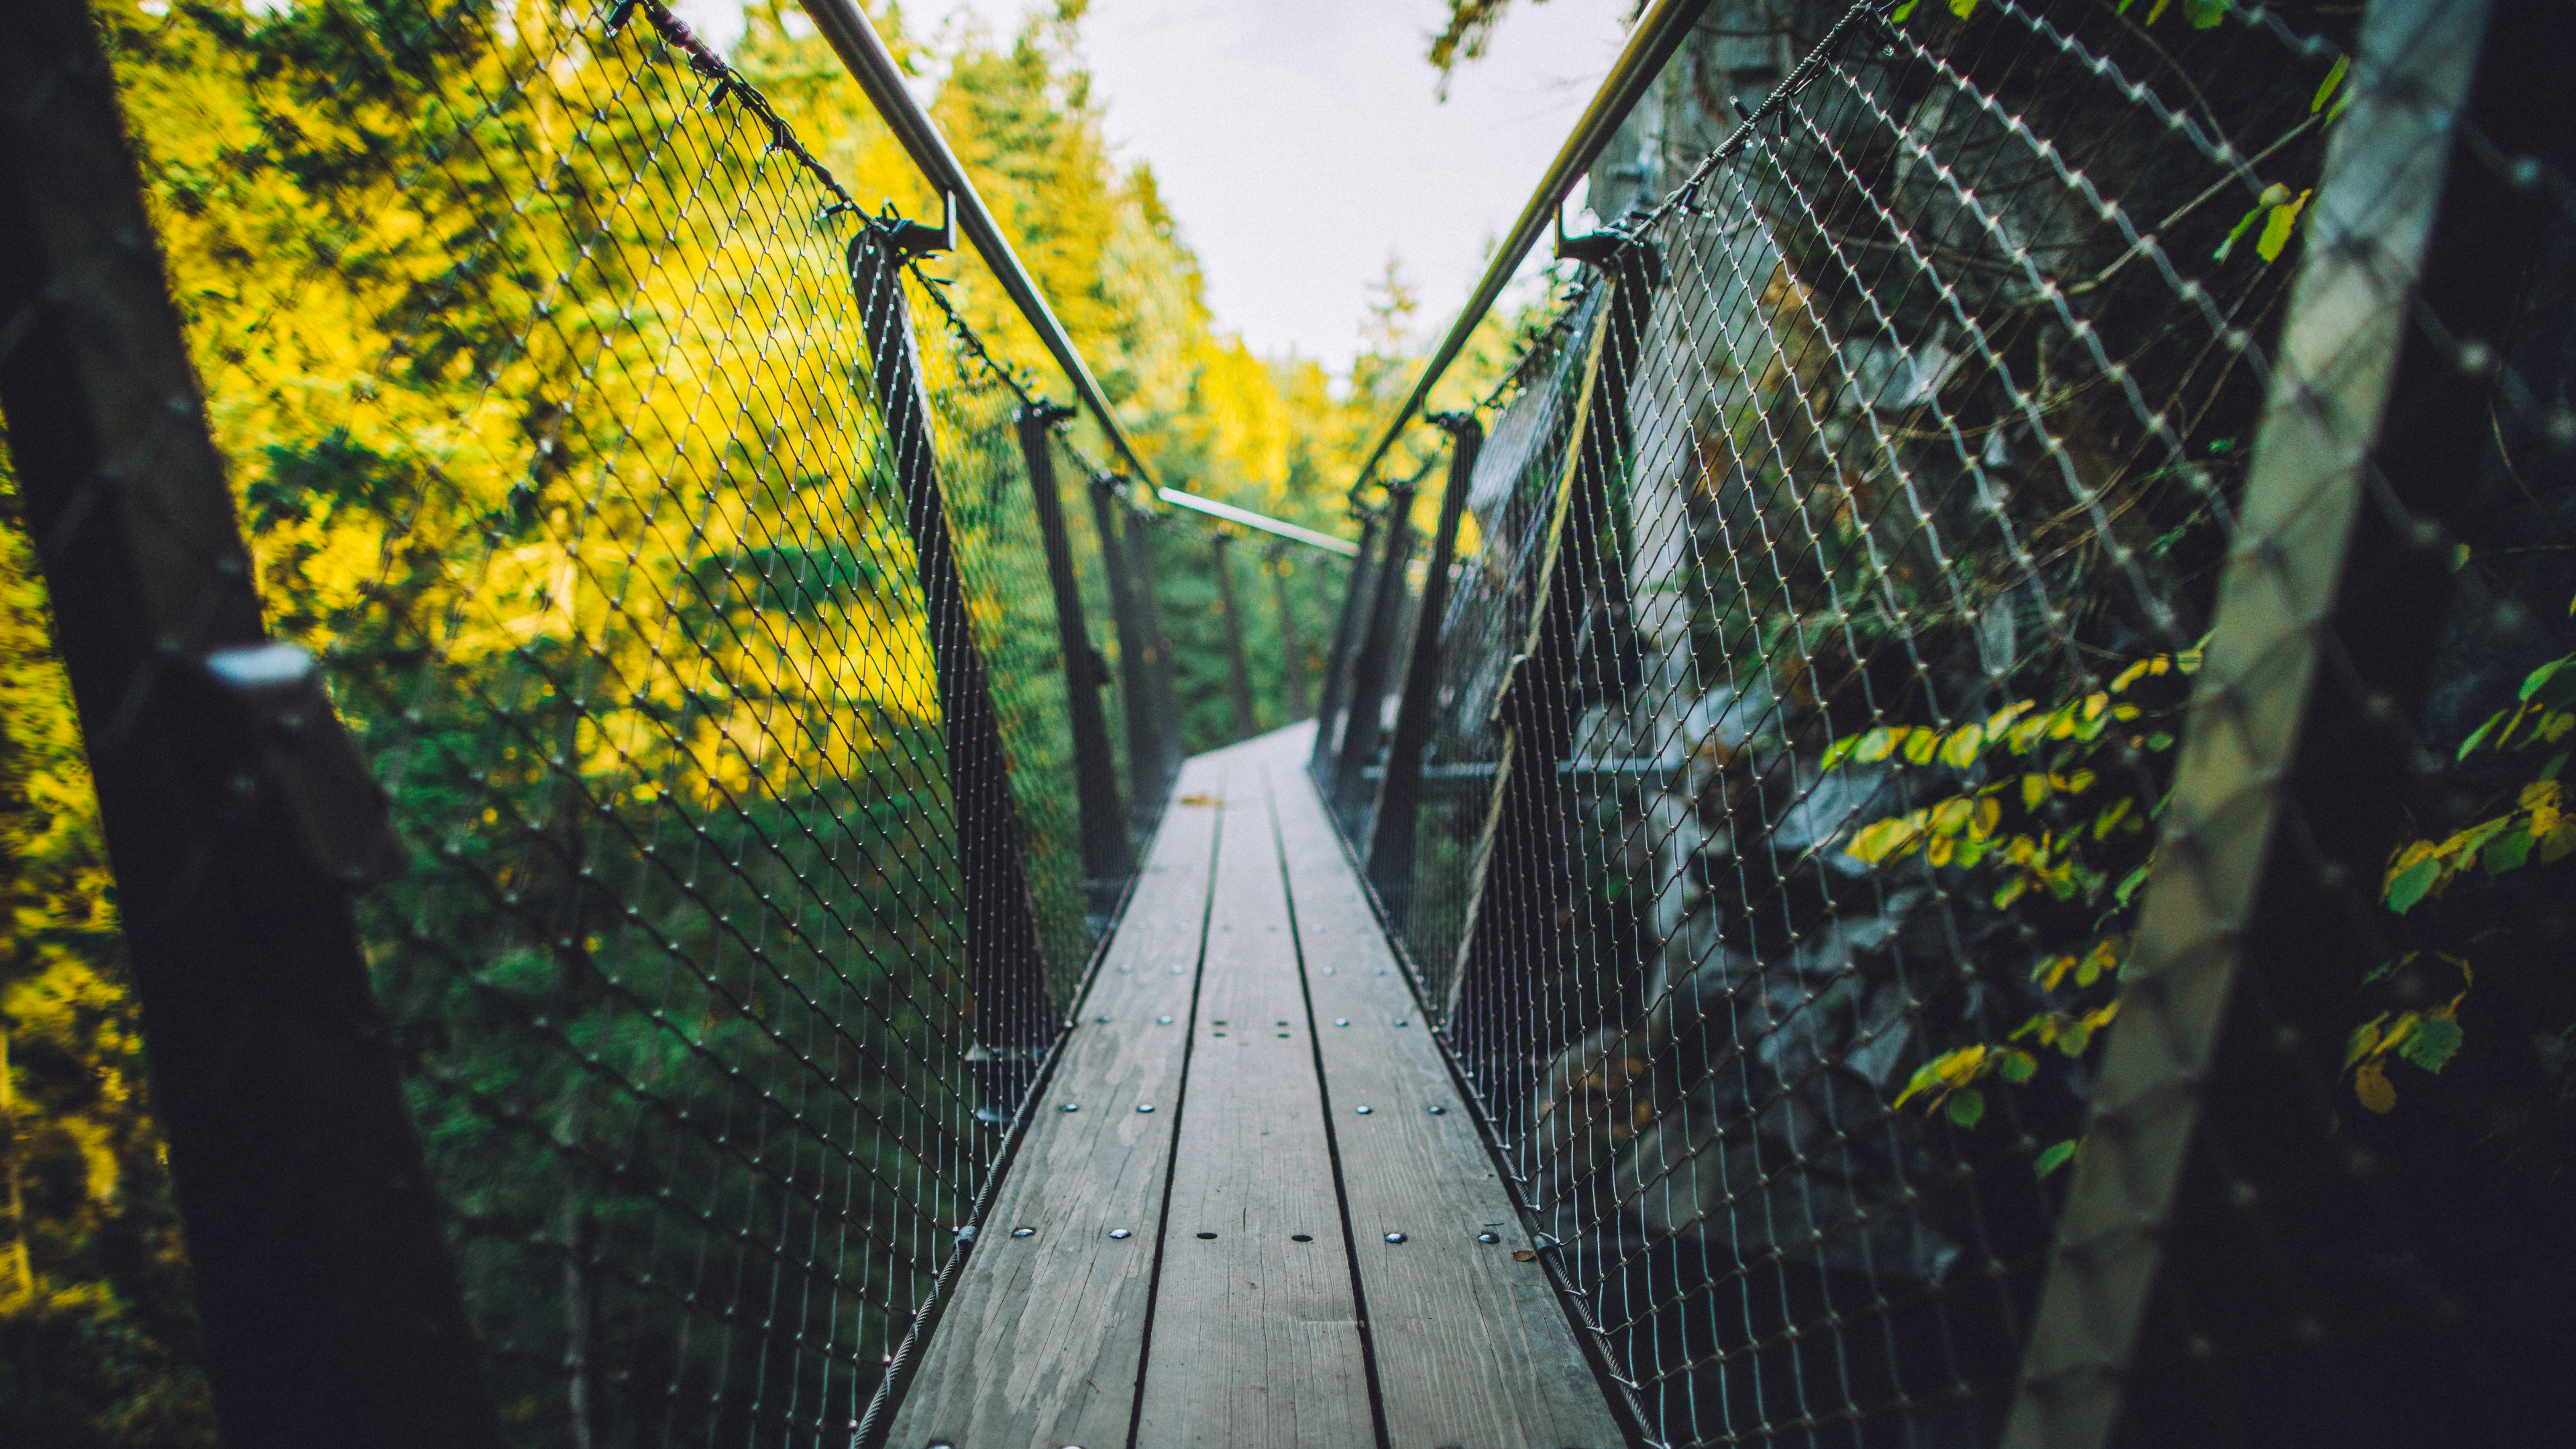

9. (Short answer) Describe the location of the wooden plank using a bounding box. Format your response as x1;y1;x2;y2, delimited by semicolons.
888;755;1225;1449
1134;734;1372;1448
1265;728;1630;1449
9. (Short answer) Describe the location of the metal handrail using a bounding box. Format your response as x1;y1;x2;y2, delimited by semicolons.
1346;0;1714;496
795;0;1356;557
1157;488;1361;557
797;0;1144;477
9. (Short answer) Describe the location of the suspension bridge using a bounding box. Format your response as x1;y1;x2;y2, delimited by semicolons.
2;0;2571;1446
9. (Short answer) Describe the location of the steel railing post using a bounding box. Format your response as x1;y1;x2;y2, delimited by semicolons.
1366;415;1483;921
1014;405;1132;911
1331;478;1419;828
1267;543;1310;720
1310;513;1381;773
850;231;1057;1101
1086;473;1170;824
1441;241;1657;1110
2002;0;2550;1440
1125;506;1186;774
0;4;500;1442
1211;533;1260;741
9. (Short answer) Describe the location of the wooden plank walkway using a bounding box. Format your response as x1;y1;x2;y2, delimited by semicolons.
890;723;1625;1449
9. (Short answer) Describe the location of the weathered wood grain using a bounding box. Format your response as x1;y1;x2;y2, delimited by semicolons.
1265;729;1628;1449
886;755;1224;1449
1133;735;1371;1449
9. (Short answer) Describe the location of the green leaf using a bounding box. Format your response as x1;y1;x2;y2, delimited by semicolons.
1892;0;1922;20
2522;656;2576;708
2384;857;2442;914
1940;723;1985;767
2458;712;2502;760
2399;1017;2464;1073
2311;55;2349;113
1821;735;1862;770
2256;190;2312;263
2092;797;2133;840
1945;1089;1986;1128
1948;0;1979;17
1903;727;1941;765
2035;1138;2080;1177
2144;731;2176;751
1999;1049;2038;1084
2216;205;2265;262
2484;828;2534;877
2114;860;2153;908
2184;0;2226;25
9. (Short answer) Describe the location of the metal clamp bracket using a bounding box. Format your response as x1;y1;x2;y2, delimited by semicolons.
875;188;955;258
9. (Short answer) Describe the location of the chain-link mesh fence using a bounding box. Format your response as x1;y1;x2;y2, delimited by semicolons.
1330;1;2575;1444
0;0;1205;1440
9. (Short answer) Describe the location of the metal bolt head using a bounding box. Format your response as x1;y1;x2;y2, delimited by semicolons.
1354;1106;1372;1115
1157;1015;1173;1024
1011;1226;1036;1238
1478;1232;1501;1244
1061;1103;1079;1112
1334;1018;1350;1027
1428;1106;1446;1116
1108;1228;1132;1240
1385;1232;1407;1244
1136;1104;1154;1113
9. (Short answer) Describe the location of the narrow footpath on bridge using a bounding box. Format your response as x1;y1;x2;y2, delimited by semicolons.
892;724;1625;1449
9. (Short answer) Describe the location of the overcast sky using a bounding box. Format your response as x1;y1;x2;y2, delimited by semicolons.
673;0;1633;367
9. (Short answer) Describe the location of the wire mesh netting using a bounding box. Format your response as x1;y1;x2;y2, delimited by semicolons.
906;276;1094;1000
1339;0;2576;1444
0;0;1199;1439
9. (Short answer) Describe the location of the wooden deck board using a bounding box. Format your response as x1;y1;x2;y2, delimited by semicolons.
886;724;1623;1449
1267;731;1629;1449
1134;735;1372;1448
886;754;1224;1449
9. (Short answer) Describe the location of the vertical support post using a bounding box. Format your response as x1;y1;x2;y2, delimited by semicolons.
1310;513;1381;773
1210;532;1260;741
1125;506;1185;770
0;3;500;1444
1331;476;1419;826
1014;405;1131;907
1441;242;1656;1110
1267;543;1310;720
850;232;1057;1102
1368;414;1484;920
2003;0;2558;1443
1087;474;1175;818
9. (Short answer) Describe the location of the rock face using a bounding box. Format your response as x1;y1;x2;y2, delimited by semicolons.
1433;3;2326;1437
1392;5;2576;1441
